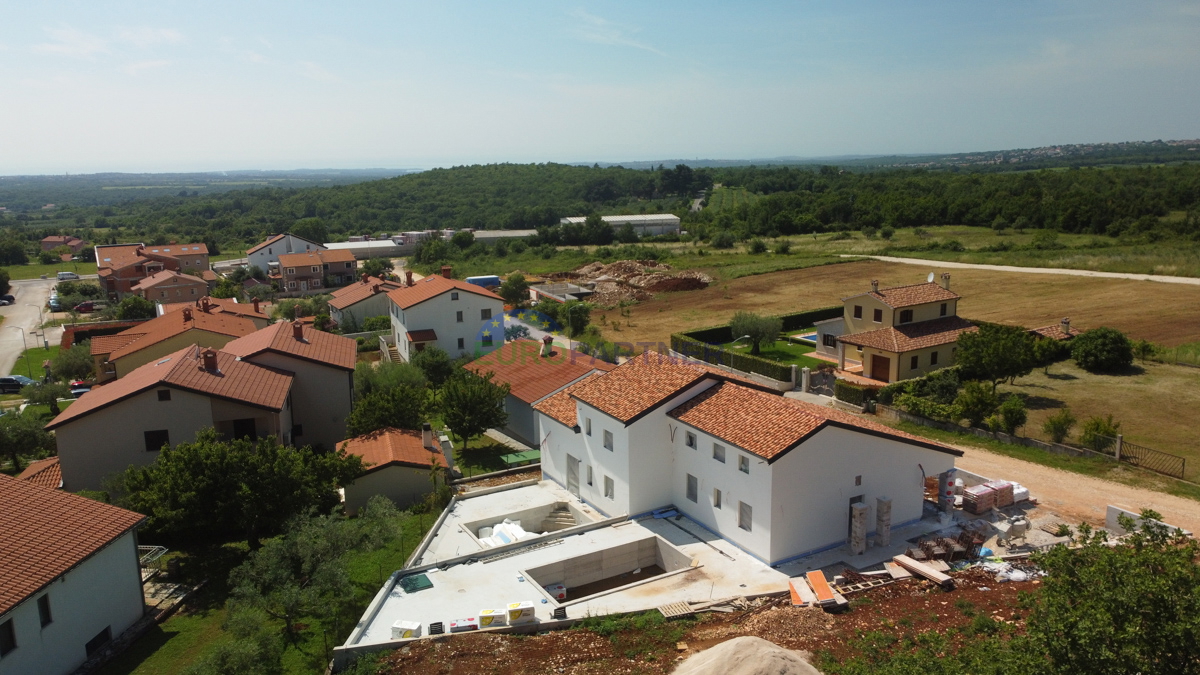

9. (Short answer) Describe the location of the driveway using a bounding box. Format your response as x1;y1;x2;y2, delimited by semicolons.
842;255;1200;286
0;278;64;376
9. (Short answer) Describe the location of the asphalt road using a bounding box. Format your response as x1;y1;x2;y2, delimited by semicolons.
0;278;63;377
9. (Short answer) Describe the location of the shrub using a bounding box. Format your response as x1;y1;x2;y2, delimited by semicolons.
1043;407;1077;443
747;238;767;254
879;225;895;240
1072;327;1133;373
877;381;912;405
895;393;960;421
1131;339;1158;363
773;240;791;255
954;381;1000;427
361;315;390;332
830;231;852;241
1079;414;1121;453
997;395;1027;435
835;380;877;406
711;231;736;249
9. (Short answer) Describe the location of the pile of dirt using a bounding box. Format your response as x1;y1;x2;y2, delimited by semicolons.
673;636;822;675
568;260;713;306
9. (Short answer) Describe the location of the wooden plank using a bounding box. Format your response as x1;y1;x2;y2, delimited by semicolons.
805;571;836;605
883;562;912;580
789;578;817;606
893;554;954;590
927;559;952;573
658;602;695;619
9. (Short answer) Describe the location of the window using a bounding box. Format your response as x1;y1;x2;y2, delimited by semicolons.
190;289;197;295
899;309;913;323
160;291;167;299
311;266;320;273
457;338;465;349
910;355;919;369
713;443;725;463
451;292;459;300
312;279;321;288
144;429;170;452
713;488;722;509
288;281;297;289
940;302;948;317
873;308;883;323
930;351;939;365
286;267;295;275
292;424;304;438
0;618;14;657
603;430;613;451
822;333;837;348
855;474;862;486
38;594;52;627
345;262;352;269
738;502;752;531
585;418;592;436
739;455;750;474
85;626;112;658
482;334;493;346
586;465;593;486
604;476;614;499
456;311;463;323
685;432;696;448
686;474;698;502
481;308;492;320
853;305;862;319
157;389;171;402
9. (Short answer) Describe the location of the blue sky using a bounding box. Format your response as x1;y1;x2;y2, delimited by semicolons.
1;1;1197;173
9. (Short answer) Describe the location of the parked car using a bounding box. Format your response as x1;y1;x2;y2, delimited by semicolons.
48;298;63;311
69;387;91;399
0;375;36;394
0;294;13;304
0;299;9;306
74;301;99;313
69;380;93;390
57;271;80;281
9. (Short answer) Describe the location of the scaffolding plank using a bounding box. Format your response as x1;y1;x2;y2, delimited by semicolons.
893;554;954;590
789;578;817;607
805;571;836;605
883;562;912;580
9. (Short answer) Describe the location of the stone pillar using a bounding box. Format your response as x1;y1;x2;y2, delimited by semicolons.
876;496;892;547
801;367;811;393
1115;434;1123;462
791;364;798;387
849;503;869;555
837;342;846;370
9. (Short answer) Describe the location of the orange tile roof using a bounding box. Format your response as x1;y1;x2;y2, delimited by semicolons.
836;316;977;353
0;473;145;615
277;249;357;268
131;269;208;291
91;332;146;356
107;308;259;361
46;345;294;430
221;321;358;371
160;296;271;322
246;233;287;255
468;339;615;404
329;276;403;310
1030;323;1081;341
95;243;147;271
406;329;438;342
668;382;961;461
532;373;602;428
846;282;961;308
200;269;219;282
339;427;446;473
16;457;62;489
144;243;208;256
386;275;502;310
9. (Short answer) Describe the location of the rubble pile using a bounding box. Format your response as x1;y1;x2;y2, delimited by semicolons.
566;260;713;307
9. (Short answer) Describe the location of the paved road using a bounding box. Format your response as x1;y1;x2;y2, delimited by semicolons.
841;255;1200;286
0;278;63;377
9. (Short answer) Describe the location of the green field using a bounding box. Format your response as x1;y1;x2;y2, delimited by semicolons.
705;186;759;212
3;261;98;280
11;345;58;380
720;334;827;370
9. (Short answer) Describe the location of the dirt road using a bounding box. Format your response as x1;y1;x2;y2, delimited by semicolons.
954;444;1200;533
845;254;1200;286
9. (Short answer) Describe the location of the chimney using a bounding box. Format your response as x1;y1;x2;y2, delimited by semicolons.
200;297;211;312
294;304;303;321
441;265;452;279
870;279;879;293
292;321;304;340
361;272;369;284
422;422;434;450
201;349;218;372
252;298;260;313
182;307;192;321
405;270;414;286
1061;317;1071;334
940;273;951;290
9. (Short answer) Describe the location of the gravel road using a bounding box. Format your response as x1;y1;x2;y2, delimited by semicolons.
843;254;1200;286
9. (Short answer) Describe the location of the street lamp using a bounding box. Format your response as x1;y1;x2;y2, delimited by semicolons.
9;326;32;379
26;305;48;349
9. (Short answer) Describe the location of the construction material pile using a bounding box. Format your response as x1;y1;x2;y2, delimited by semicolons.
672;636;823;675
566;260;713;306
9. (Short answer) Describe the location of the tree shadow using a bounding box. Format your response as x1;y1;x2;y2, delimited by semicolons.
1046;372;1078;381
1020;395;1066;411
1107;364;1147;377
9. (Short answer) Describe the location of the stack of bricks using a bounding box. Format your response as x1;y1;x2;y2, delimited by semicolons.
963;485;996;515
984;480;1014;508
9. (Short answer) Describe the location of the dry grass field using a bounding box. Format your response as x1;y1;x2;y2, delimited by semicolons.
597;259;1200;347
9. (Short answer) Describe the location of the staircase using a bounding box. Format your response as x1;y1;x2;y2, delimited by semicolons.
540;504;577;532
385;343;402;363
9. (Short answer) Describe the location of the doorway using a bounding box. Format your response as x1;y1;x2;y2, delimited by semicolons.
870;355;891;382
566;455;580;497
232;418;257;440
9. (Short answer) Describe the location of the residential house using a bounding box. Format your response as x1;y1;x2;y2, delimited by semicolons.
222;321;357;451
533;352;960;565
828;275;977;383
1029;317;1081;342
158;296;273;329
340;426;452;514
90;305;259;382
49;345;295;491
16;457;62;490
131;270;210;303
95;243;210;300
246;233;326;275
278;249;358;294
466;339;615;446
386;269;504;361
328;275;404;331
40;235;87;254
0;475;146;675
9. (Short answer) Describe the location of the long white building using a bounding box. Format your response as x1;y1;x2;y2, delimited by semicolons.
559;214;681;236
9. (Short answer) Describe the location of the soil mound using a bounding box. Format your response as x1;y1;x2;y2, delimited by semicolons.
673;636;823;675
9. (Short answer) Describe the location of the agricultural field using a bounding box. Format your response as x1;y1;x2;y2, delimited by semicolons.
704;186;759;212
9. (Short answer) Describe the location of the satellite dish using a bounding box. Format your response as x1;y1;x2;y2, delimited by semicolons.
927;272;935;283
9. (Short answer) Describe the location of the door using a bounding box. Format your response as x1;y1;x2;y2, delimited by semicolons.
232;418;257;440
566;454;580;496
870;354;891;383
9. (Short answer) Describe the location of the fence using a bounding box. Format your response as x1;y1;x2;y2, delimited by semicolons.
1102;435;1187;480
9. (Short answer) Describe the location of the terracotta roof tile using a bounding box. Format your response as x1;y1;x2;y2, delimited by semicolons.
222;321;357;371
1030;323;1082;341
160;297;270;322
386;275;502;310
108;308;259;361
406;329;438;342
339;428;445;473
329;276;403;310
46;345;294;430
0;473;145;615
246;234;287;255
668;382;961;460
837;316;977;353
95;244;147;271
277;249;357;267
144;243;208;256
131;269;208;292
91;332;146;356
533;373;602;428
467;339;615;403
846;282;961;308
16;457;62;489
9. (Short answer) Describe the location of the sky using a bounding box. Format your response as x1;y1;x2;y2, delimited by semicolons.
1;1;1198;174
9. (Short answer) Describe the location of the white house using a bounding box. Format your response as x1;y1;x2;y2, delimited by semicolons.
340;426;452;514
533;352;960;565
0;475;146;675
246;233;326;275
328;275;403;331
559;214;681;236
386;269;505;362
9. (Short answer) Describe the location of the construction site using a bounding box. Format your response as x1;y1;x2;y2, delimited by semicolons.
528;260;713;307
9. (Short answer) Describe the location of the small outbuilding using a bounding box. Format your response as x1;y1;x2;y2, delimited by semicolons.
340;426;452;513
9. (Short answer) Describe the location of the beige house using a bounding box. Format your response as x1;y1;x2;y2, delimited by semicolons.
340;426;451;514
328;275;403;330
131;270;210;302
833;275;977;383
90;306;259;382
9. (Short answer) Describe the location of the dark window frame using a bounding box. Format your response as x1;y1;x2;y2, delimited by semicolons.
38;594;52;627
910;355;919;369
0;618;14;656
873;308;883;323
157;389;171;402
899;309;913;324
853;305;862;319
144;429;170;452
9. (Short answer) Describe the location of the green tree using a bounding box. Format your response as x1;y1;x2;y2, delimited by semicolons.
996;394;1027;434
0;410;56;472
312;313;332;332
51;341;95;382
1131;338;1158;363
450;230;475;249
730;311;782;356
210;278;240;299
21;382;71;416
410;345;454;387
1079;414;1121;452
440;371;509;453
747;238;767;254
352;361;425;399
360;257;393;279
559;300;592;339
1072;327;1134;373
711;231;736;249
498;272;530;307
1032;336;1068;374
345;386;428;437
113;295;156;320
1043;407;1077;443
360;315;390;331
0;268;9;296
954;380;1000;428
118;429;363;549
182;606;282;675
289;218;329;244
956;323;1035;392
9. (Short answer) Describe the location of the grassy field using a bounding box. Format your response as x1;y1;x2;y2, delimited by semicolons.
704;186;759;212
720;336;826;370
11;345;59;380
3;261;98;280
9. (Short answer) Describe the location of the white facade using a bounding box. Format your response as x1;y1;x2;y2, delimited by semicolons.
559;214;681;236
389;290;504;361
329;290;394;330
247;234;325;273
0;531;144;675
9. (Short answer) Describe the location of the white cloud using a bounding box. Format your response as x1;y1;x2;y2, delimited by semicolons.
299;61;339;82
219;38;270;64
571;9;665;56
32;26;108;58
124;60;171;75
117;27;184;48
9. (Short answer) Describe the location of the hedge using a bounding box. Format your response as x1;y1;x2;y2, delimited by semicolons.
671;333;794;382
834;379;879;405
680;305;843;344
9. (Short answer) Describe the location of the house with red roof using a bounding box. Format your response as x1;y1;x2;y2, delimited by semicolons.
386;268;504;361
48;345;297;491
339;425;452;513
16;457;62;490
158;296;272;329
328;275;403;330
131;269;210;302
532;351;961;565
90;304;259;381
40;235;87;254
94;242;210;300
246;233;326;276
0;474;146;675
278;249;358;294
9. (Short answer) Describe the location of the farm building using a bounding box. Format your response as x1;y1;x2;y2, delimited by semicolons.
559;214;680;236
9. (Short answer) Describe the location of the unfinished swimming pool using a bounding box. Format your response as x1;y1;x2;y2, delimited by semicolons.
521;534;694;605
